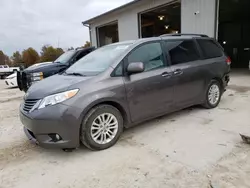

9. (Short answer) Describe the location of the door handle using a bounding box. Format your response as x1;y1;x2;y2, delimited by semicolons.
173;69;183;76
161;72;172;78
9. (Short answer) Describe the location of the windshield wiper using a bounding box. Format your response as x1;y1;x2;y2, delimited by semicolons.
65;72;86;77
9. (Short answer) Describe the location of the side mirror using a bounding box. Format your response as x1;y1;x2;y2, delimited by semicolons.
127;62;144;75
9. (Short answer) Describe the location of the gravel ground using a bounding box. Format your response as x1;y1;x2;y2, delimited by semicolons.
1;71;250;188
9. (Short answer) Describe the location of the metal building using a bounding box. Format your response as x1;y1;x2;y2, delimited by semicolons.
82;0;250;69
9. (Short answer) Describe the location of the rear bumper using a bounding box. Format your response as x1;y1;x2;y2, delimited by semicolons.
19;103;82;149
222;74;230;90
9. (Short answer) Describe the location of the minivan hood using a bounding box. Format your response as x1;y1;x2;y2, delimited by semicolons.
24;62;66;73
26;74;92;99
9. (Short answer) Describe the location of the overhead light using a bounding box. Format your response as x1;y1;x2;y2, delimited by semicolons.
158;16;165;20
175;31;179;34
223;41;227;44
165;25;170;29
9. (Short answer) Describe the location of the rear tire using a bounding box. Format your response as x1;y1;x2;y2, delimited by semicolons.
80;105;123;151
203;80;222;109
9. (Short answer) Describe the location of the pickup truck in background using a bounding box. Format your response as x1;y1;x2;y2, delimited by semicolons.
0;65;20;79
17;47;95;92
5;62;52;88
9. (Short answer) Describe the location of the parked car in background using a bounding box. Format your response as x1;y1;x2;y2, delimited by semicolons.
4;72;18;87
5;62;52;88
17;47;95;92
16;62;52;90
20;34;230;151
0;65;19;79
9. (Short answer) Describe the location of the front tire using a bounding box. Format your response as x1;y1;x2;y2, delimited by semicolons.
80;105;123;151
203;80;222;109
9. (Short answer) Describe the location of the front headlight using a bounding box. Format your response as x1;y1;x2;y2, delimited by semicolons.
31;72;43;81
38;89;79;109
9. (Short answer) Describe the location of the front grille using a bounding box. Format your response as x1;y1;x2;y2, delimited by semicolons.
17;71;22;90
22;72;30;91
17;71;31;92
23;99;39;113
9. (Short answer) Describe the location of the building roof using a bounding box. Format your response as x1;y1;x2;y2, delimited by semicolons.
82;0;142;25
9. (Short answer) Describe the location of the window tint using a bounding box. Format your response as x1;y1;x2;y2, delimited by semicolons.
128;42;165;72
164;40;200;65
197;39;223;59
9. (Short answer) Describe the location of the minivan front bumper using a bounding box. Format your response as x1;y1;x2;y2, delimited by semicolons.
20;103;82;149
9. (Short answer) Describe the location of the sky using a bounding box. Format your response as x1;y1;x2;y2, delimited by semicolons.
0;0;133;56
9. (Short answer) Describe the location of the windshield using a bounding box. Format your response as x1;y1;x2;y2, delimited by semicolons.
54;51;75;64
65;43;131;76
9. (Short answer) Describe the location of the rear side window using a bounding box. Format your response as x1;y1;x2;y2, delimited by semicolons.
197;39;223;59
164;40;200;65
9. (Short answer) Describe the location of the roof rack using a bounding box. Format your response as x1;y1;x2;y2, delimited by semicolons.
160;33;209;37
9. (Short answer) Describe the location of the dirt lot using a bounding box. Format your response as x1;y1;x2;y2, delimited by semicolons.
1;71;250;188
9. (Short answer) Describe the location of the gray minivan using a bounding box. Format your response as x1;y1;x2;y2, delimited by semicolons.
20;34;230;151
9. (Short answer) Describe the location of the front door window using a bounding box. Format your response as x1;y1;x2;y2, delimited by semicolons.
127;42;165;72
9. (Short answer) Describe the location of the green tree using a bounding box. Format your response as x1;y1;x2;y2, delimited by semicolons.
4;55;12;66
11;51;23;66
0;51;6;65
0;51;12;66
22;48;40;66
40;45;64;62
83;41;91;48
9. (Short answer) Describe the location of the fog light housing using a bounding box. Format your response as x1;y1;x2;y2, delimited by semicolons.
56;134;60;140
49;134;62;142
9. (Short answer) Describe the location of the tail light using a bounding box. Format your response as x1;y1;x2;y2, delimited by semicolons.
226;57;231;65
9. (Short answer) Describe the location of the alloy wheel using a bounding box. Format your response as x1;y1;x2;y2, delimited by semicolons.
208;84;220;105
90;113;119;145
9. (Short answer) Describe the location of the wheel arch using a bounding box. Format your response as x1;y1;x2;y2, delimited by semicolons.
211;77;223;89
79;99;130;129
